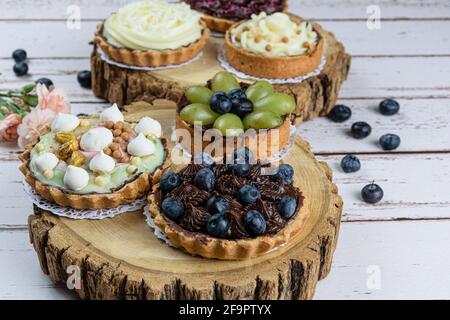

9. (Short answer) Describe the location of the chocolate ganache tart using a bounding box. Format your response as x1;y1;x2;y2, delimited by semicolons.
148;149;309;260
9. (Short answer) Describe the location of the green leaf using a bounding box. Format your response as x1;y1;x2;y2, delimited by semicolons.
21;83;36;94
22;95;38;107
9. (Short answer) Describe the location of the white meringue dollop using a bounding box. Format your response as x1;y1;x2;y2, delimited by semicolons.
127;133;156;157
80;127;113;152
63;165;89;191
34;152;59;172
134;116;162;138
89;150;116;173
100;104;124;123
51;113;80;132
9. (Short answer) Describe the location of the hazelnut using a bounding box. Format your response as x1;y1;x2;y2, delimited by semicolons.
243;26;250;32
296;30;301;35
254;36;261;43
121;132;130;141
123;126;133;133
110;143;120;151
104;148;112;156
265;44;272;52
113;122;124;130
113;129;122;137
104;121;114;129
43;170;54;179
235;35;241;42
121;156;130;164
114;137;124;143
112;150;122;159
281;36;289;43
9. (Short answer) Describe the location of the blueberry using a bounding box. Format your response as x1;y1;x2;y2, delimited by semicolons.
329;104;352;122
237;184;261;205
77;70;92;88
194;167;215;191
12;49;27;62
351;121;372;139
210;91;232;114
271;163;294;185
233;146;253;164
193;152;215;167
340;155;361;173
206;195;229;215
279;196;297;219
160;172;181;193
361;183;384;204
161;196;184;220
206;213;230;238
232;163;251;177
231;98;253;117
379;99;400;116
244;210;266;236
35;77;53;88
13;62;28;76
379;134;401;150
228;88;246;100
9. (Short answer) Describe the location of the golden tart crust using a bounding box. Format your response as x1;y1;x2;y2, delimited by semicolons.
94;20;210;67
175;113;292;159
224;15;324;79
147;182;309;260
19;135;170;210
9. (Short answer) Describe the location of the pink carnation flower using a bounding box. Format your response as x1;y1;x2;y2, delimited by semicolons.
0;113;21;143
36;83;71;113
17;108;57;149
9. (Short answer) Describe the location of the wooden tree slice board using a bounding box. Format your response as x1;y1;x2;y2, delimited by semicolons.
27;101;343;300
91;22;351;126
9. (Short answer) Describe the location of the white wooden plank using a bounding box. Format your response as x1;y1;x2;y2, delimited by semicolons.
299;98;450;154
1;0;449;20
0;228;76;299
1;56;449;101
315;220;450;299
318;153;450;221
2;220;450;299
1;20;450;58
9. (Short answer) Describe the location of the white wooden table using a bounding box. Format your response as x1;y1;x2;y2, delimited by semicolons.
1;0;450;300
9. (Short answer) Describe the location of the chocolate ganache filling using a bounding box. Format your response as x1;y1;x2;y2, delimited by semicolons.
157;156;304;240
183;0;286;21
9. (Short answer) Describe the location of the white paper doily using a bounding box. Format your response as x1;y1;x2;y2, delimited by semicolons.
23;181;146;220
97;47;203;71
143;205;176;248
218;46;326;84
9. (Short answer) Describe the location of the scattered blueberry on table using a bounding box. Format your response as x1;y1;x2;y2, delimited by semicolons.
379;133;401;150
340;155;361;173
361;183;384;204
13;61;29;76
35;77;53;88
12;49;27;62
351;121;372;139
329;104;352;122
379;99;400;116
77;70;92;88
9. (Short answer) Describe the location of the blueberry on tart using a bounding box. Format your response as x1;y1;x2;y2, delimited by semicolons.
20;104;169;209
182;0;288;33
148;152;308;260
94;0;209;67
176;71;296;159
225;12;324;79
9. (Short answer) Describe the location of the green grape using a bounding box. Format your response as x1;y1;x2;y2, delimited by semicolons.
211;71;240;93
243;111;283;130
180;103;219;126
253;93;296;116
213;113;244;137
245;80;273;103
186;86;213;105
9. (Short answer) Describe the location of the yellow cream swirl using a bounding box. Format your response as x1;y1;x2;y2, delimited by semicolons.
103;0;203;51
230;12;318;58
